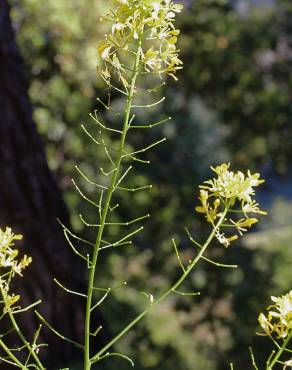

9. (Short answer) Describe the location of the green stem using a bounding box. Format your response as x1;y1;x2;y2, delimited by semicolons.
0;337;27;369
90;209;227;363
0;285;45;370
84;37;143;370
267;333;292;369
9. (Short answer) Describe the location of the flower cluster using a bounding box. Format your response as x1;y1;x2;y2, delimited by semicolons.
0;227;32;313
200;163;265;205
196;163;266;247
98;0;183;85
0;227;31;277
258;290;292;339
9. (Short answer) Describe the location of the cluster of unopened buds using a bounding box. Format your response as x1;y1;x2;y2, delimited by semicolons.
196;163;267;247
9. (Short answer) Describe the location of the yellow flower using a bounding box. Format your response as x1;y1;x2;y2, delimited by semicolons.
14;255;32;276
258;313;273;335
0;227;22;249
3;293;20;314
242;200;267;215
230;217;258;236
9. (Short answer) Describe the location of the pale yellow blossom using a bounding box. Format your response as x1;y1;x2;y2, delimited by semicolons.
0;227;32;315
0;227;31;277
98;0;183;84
200;163;265;205
196;163;266;247
258;290;292;339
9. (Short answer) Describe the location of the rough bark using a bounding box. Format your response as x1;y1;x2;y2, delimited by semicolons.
0;0;84;366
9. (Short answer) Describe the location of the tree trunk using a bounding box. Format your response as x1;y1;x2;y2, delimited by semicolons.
0;0;84;366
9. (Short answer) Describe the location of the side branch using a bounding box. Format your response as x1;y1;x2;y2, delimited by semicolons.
122;138;166;159
89;111;122;134
90;210;227;363
132;96;165;108
54;278;87;298
130;117;171;129
35;311;84;350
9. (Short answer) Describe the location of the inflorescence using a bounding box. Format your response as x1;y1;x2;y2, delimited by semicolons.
196;163;267;248
259;290;292;339
0;227;32;313
98;0;183;86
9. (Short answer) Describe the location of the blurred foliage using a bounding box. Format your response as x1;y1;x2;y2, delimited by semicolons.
10;0;292;369
178;0;292;172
